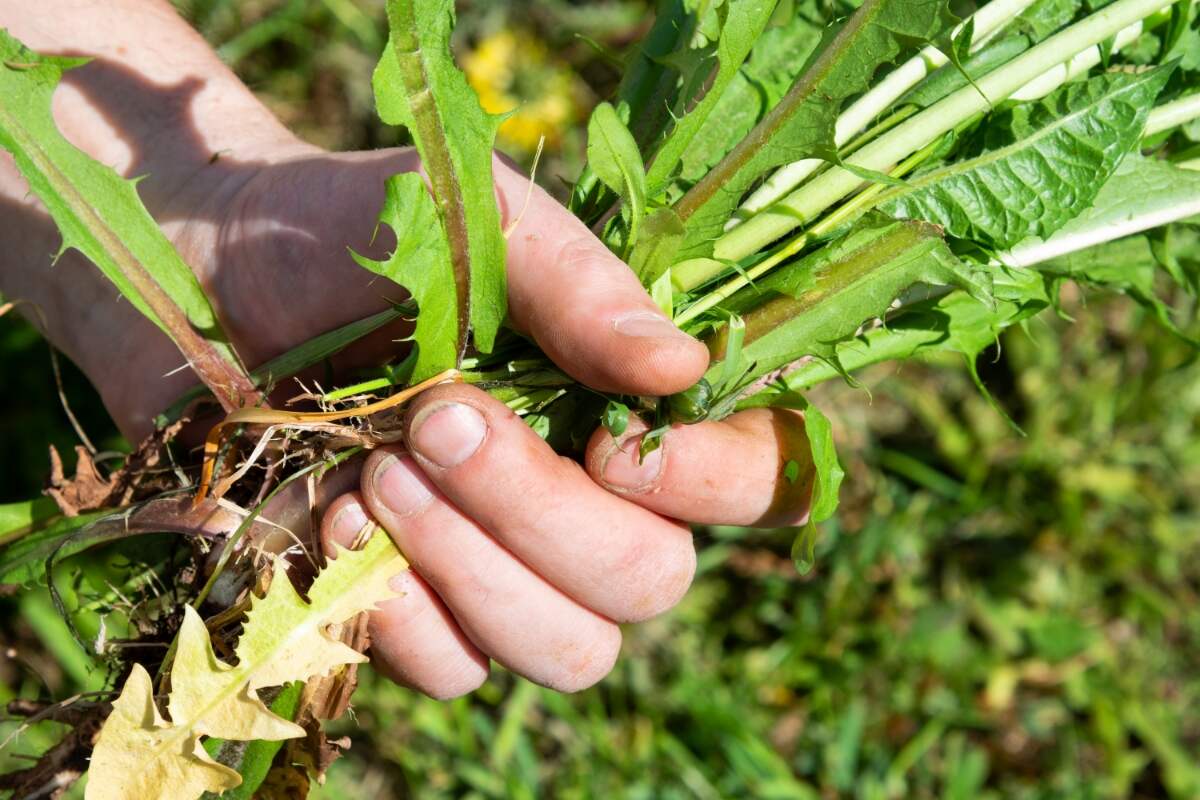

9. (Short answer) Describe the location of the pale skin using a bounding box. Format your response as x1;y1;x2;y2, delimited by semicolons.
0;1;815;697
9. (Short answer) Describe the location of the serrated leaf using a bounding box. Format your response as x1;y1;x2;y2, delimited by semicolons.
0;32;252;406
879;66;1174;250
87;531;408;800
761;266;1054;393
705;216;993;385
352;173;458;380
374;0;507;355
1005;153;1200;270
672;0;956;261
678;9;825;187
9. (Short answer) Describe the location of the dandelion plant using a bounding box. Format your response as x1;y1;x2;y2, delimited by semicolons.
0;0;1197;796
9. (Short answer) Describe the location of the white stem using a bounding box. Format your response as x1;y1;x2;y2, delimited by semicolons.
1145;91;1200;136
735;0;1041;222
712;0;1179;267
1002;199;1200;266
1009;21;1142;100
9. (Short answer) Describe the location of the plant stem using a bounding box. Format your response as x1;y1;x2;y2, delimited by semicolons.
736;0;1040;218
387;1;471;359
676;132;948;324
1145;92;1200;136
709;0;1178;275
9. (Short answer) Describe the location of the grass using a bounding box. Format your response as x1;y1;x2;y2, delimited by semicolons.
2;1;1198;797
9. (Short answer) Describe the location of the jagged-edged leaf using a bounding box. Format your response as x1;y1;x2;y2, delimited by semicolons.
704;216;993;384
753;266;1054;394
645;0;778;193
678;8;825;188
1005;153;1200;268
672;0;956;261
879;66;1174;250
352;173;458;380
0;32;248;400
87;530;408;800
374;0;507;355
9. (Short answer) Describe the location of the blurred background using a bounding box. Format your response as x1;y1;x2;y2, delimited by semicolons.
2;1;1198;797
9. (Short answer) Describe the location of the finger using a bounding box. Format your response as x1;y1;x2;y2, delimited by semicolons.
585;408;816;528
493;158;710;397
393;382;696;623
359;448;623;693
321;491;489;700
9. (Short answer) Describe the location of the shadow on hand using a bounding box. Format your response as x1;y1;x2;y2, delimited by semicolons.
0;54;496;436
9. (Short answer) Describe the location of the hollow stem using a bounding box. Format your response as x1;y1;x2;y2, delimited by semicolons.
1145;92;1200;136
736;0;1040;218
709;0;1178;275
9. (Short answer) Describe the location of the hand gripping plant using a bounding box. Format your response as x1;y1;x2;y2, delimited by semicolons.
0;0;1197;796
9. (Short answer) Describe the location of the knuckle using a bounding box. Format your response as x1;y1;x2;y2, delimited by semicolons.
544;623;622;693
614;527;697;623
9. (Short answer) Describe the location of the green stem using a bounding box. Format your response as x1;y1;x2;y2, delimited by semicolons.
709;0;1178;274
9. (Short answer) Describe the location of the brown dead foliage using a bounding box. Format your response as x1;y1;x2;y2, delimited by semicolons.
44;420;186;516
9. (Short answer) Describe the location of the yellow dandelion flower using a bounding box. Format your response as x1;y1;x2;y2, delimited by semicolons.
463;28;581;154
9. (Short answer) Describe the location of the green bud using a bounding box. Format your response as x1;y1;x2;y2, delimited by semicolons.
667;379;713;424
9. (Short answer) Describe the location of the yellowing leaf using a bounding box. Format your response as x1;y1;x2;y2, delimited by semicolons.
86;664;242;800
87;530;409;800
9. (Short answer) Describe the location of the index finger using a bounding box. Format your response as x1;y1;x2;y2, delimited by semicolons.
494;158;710;397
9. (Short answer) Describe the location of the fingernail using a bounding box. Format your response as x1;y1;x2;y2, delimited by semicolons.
613;311;686;341
601;436;665;492
373;453;434;515
328;501;372;546
409;403;487;468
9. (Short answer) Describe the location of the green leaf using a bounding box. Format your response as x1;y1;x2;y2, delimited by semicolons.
672;0;956;261
0;509;119;587
352;173;458;380
0;497;60;539
602;401;631;438
762;392;843;574
705;216;993;385
756;266;1054;394
1007;153;1200;270
0;32;253;406
879;66;1174;250
1014;0;1083;40
629;208;686;286
645;0;778;194
204;682;303;800
587;102;648;251
677;9;825;187
374;0;507;355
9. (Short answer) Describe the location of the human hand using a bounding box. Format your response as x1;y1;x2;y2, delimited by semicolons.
0;4;817;698
199;145;818;696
